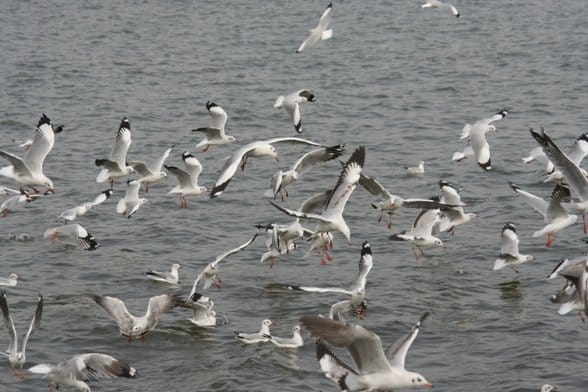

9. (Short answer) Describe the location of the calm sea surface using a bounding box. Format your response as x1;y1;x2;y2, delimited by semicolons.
1;0;587;391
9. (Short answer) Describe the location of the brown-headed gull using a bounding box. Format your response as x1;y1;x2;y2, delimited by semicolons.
165;152;207;208
234;319;275;344
270;145;366;245
28;353;136;391
0;274;19;287
0;291;42;372
438;180;476;234
145;263;181;284
185;293;217;328
548;255;587;319
90;292;184;342
59;189;113;224
265;144;344;199
44;224;100;251
0;114;61;193
273;89;316;133
188;234;257;293
192;101;238;152
210;137;323;198
258;223;297;268
302;312;432;391
265;325;304;349
95;118;134;188
509;182;577;247
421;0;459;17
493;223;534;272
459;109;507;140
116;179;148;218
296;2;332;53
404;161;424;176
129;145;173;192
542;132;588;183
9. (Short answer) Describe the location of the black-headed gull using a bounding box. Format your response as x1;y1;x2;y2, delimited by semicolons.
192;101;238;152
95;118;134;188
265;325;304;349
530;128;588;233
185;293;217;328
188;234;258;293
0;274;19;287
265;144;344;199
0;114;61;193
389;202;444;260
28;353;136;391
548;256;587;319
328;287;368;322
234;319;275;344
296;2;333;53
145;263;181;284
116;179;148;218
59;189;113;224
270;145;366;245
438;180;475;234
1;191;34;217
0;291;42;372
542;132;588;183
404;161;424;176
421;0;459;17
44;223;100;251
493;223;534;272
459;109;507;140
210;137;323;198
165;152;207;208
302;312;432;391
129;145;173;192
273;90;316;134
509;182;576;247
90;292;184;342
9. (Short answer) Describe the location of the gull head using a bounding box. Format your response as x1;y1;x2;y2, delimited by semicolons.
227;135;239;143
292;325;301;334
171;263;181;272
8;273;19;281
262;319;276;327
406;371;432;388
11;352;25;367
487;124;497;133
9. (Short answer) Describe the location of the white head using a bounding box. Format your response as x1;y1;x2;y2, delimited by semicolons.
292;325;301;334
433;238;445;248
487;124;497;133
8;273;19;281
171;264;181;274
227;135;238;143
261;319;276;327
405;371;433;388
541;385;558;392
159;171;168;180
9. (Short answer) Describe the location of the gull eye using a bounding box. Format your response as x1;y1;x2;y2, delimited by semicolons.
418;378;422;382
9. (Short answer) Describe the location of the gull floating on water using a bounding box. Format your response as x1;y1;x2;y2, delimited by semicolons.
91;292;184;341
541;385;558;392
165;152;207;208
438;180;476;234
0;291;42;372
509;182;576;247
116;179;148;218
404;161;425;176
192;101;238;152
28;353;136;392
185;293;217;327
44;223;100;251
493;223;534;272
273;89;317;134
421;0;459;17
0;274;19;287
145;263;181;284
95;118;134;188
0;114;61;193
302;312;432;391
59;189;113;224
265;325;304;349
129;145;173;192
296;2;333;53
234;319;275;344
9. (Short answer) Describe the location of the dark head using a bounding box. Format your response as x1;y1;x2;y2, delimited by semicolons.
102;189;114;198
206;101;218;110
577;132;588;143
360;241;371;256
502;222;516;234
190;292;203;302
182;151;194;161
299;90;316;102
38;114;51;127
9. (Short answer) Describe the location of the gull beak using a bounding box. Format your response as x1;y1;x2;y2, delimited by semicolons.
274;155;279;163
425;382;433;388
270;320;277;325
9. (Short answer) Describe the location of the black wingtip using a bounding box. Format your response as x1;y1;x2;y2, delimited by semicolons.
502;222;516;234
181;151;194;161
119;117;131;130
288;285;302;291
210;180;230;199
360;241;371;256
38;114;51;127
206;101;218;110
508;181;520;192
478;160;491;171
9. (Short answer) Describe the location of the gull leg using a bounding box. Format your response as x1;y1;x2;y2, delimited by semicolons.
317;250;327;265
144;183;149;193
387;213;393;230
326;250;333;262
240;157;248;171
215;277;222;289
412;246;420;261
511;266;520;273
109;177;114;189
584;213;588;234
270;257;276;269
419;246;426;258
546;232;554;248
202;145;210;152
127;335;133;343
580;311;586;323
50;232;58;245
449;227;455;236
2;208;8;218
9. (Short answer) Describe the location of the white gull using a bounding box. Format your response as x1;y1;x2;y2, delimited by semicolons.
95;118;134;188
493;223;534;271
296;2;333;53
192;101;238;151
273;89;317;133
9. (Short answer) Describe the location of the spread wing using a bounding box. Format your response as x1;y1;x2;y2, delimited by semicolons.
210;143;258;198
91;294;135;331
509;182;548;217
291;145;345;176
500;224;519;257
145;293;184;327
385;312;429;368
358;173;392;199
0;291;18;353
165;165;193;188
23;119;55;175
323;145;365;218
65;353;136;381
109;119;132;168
21;294;43;352
213;234;258;265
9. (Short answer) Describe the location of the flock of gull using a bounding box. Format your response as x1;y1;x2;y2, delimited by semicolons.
0;2;581;391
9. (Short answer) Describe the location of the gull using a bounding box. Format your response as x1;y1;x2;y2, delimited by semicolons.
438;180;476;234
273;89;317;133
541;385;558;392
289;241;373;295
1;188;50;217
531;127;588;234
421;0;459;17
359;173;456;229
542;132;588;183
296;2;333;53
192;101;238;152
59;189;113;224
0;184;21;196
95;118;134;188
328;287;368;322
116;179;148;218
404;161;425;176
509;182;577;247
270;145;366;244
493;223;534;272
210;136;323;198
165;152;207;208
265;325;304;349
188;234;258;294
522;146;555;174
234;319;275;344
548;255;588;319
265;144;344;199
302;312;432;391
28;353;136;392
44;223;100;251
258;223;297;268
0;114;61;193
0;291;42;373
129;145;173;192
459;109;508;140
90;292;184;341
0;274;19;287
389;203;444;260
185;293;217;327
145;263;181;284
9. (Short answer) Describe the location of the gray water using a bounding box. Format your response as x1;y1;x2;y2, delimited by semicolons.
1;0;587;390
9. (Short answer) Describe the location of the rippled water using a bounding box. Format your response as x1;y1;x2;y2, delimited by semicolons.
1;0;587;391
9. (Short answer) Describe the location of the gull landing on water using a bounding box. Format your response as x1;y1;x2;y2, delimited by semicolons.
421;0;459;17
548;256;588;320
192;101;238;152
493;223;534;272
184;293;217;328
274;90;316;134
0;273;19;287
59;189;113;224
95;118;135;188
296;2;333;53
44;224;100;251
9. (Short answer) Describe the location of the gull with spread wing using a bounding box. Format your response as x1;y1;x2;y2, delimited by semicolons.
59;189;113;224
165;152;207;208
44;223;100;251
116;179;148;218
129;145;173;192
192;101;238;151
95;118;134;188
273;89;317;134
296;2;333;53
493;223;534;272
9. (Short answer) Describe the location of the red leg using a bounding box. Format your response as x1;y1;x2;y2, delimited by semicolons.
412;246;420;261
203;145;210;152
110;177;114;189
270;257;276;269
326;250;333;261
546;232;554;248
215;277;222;289
584;213;587;234
144;183;149;193
2;208;8;218
50;232;58;245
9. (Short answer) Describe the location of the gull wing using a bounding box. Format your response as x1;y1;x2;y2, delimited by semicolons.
192;127;223;140
323;145;365;219
265;137;323;148
411;208;440;238
385;312;429;368
500;223;519;257
210;143;259;198
145;293;184;328
546;184;572;220
212;234;258;265
165;165;193;189
128;161;151;177
21;293;43;352
109;119;132;169
358;173;392;199
184;156;203;185
269;201;331;223
65;353;136;381
291;145;345;176
23;116;55;175
91;294;135;331
298;190;331;213
509;182;548;217
151;146;173;172
208;102;228;133
0;151;32;177
0;291;18;353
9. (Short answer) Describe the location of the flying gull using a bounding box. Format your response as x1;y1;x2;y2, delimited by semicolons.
296;2;333;53
116;179;148;218
165;152;207;208
95;118;134;188
273;89;317;134
129;145;173;192
421;0;460;17
493;223;534;272
192;101;238;152
44;223;100;251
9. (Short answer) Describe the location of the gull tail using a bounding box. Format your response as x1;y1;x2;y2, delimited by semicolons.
493;258;506;271
452;152;466;162
273;96;285;108
28;364;53;375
